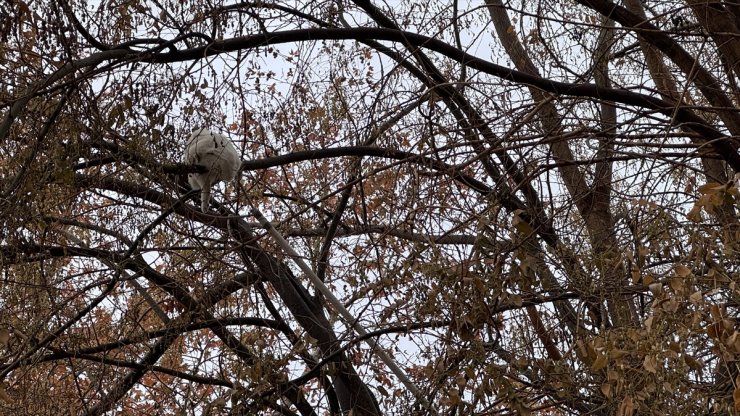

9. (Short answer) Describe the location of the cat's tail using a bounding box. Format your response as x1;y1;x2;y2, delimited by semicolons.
200;187;211;212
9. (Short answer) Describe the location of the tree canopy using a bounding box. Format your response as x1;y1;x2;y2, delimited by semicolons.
2;0;740;414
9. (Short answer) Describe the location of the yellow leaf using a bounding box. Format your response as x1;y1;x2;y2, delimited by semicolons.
600;382;612;397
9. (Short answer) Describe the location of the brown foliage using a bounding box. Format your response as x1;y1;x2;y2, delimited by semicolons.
0;0;739;414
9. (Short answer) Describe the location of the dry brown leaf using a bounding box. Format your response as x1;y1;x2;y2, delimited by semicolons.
684;355;704;371
610;349;628;361
607;369;620;381
591;353;608;371
643;355;657;373
0;386;11;403
674;264;691;277
697;182;724;194
618;395;636;416
648;283;662;296
689;291;703;305
686;205;702;222
669;277;683;292
710;304;723;321
644;316;654;332
0;328;9;349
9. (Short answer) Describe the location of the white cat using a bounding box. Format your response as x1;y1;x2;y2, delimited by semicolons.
184;128;241;212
